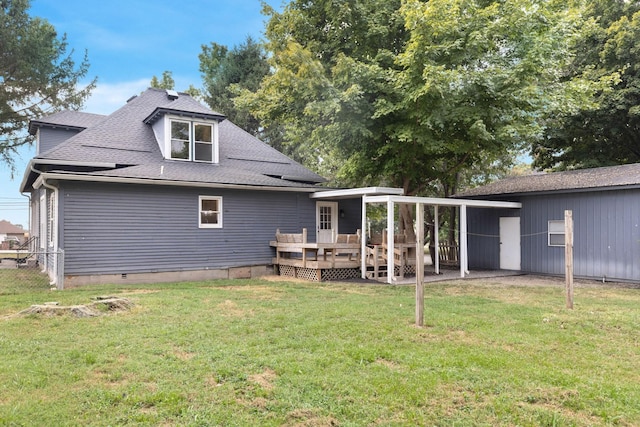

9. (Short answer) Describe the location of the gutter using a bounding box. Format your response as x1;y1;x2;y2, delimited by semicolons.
20;192;31;241
19;158;117;192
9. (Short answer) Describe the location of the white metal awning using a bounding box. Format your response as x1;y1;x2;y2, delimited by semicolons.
310;186;404;200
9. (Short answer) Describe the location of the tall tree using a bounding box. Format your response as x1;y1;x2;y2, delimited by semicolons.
239;0;600;192
0;0;95;171
199;36;272;141
150;71;176;90
149;70;201;99
533;0;640;170
237;0;407;175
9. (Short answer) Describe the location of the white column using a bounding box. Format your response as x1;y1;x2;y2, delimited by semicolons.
460;204;468;278
434;205;439;275
386;199;395;284
361;197;368;279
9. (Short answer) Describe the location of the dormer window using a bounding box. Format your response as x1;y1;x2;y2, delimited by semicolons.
144;100;224;163
166;117;218;163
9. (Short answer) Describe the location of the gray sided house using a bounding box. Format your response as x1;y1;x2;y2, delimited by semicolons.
460;164;640;283
20;88;361;286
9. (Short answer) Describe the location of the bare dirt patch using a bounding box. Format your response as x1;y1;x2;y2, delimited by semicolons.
284;409;339;427
248;368;277;391
216;299;253;317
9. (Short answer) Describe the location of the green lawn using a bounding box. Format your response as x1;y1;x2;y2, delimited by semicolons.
1;274;639;426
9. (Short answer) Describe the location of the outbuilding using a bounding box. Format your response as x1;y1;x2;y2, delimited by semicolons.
459;164;640;283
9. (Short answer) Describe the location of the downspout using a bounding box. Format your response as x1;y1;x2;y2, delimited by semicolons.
31;165;60;286
19;192;31;242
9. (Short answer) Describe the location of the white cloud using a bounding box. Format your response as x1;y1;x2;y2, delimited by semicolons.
81;79;150;115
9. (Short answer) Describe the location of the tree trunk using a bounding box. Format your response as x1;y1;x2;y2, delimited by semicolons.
399;203;416;242
425;207;435;264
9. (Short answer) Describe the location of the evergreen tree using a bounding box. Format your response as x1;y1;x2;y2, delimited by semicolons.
0;0;95;171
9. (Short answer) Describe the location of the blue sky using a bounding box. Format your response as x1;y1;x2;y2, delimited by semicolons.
0;0;279;229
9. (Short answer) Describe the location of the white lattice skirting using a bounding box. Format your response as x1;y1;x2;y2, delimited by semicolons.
276;265;360;282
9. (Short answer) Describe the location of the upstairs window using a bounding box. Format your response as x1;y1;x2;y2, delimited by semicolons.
169;119;216;162
194;123;213;162
170;120;190;159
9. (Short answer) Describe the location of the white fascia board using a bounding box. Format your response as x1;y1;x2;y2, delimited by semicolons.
37;172;322;193
310;186;404;199
363;194;521;209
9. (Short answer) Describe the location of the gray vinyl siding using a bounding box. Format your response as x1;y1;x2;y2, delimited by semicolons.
468;188;640;282
467;207;518;269
38;128;80;154
337;198;363;234
59;181;319;275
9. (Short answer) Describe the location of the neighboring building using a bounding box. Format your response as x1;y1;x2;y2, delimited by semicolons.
0;220;26;249
460;164;640;283
20;88;362;286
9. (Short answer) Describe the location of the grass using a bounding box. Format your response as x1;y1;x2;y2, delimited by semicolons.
1;272;639;426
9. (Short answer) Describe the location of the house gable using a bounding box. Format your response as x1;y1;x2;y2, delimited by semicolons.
29;111;106;155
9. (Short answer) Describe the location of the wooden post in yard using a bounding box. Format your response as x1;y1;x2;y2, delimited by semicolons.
565;210;574;309
416;203;425;326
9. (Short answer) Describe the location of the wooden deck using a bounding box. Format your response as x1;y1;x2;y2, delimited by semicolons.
271;228;422;282
270;229;362;281
271;228;468;283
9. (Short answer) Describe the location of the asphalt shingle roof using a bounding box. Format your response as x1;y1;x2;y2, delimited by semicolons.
30;88;325;187
28;110;106;134
0;220;25;234
458;163;640;197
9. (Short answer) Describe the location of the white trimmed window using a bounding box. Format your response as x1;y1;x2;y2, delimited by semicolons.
199;196;222;228
548;220;565;247
168;119;216;162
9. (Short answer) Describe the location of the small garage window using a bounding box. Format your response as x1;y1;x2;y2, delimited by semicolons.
548;220;565;246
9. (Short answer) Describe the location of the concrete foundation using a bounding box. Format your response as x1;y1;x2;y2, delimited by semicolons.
63;265;274;288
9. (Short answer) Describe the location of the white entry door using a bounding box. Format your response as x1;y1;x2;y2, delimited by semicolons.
316;202;338;243
499;217;521;270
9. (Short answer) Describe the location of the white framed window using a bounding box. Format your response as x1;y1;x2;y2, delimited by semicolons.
548;220;565;247
199;196;222;228
194;123;213;162
170;120;190;160
168;118;216;162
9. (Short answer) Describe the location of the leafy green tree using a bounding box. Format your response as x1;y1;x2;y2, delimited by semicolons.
149;71;201;99
0;0;95;172
239;0;605;242
199;36;274;142
150;71;176;90
237;0;407;175
533;0;640;170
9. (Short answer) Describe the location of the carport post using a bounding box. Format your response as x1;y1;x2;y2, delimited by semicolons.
460;204;468;278
434;205;439;275
361;197;367;279
386;200;395;284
